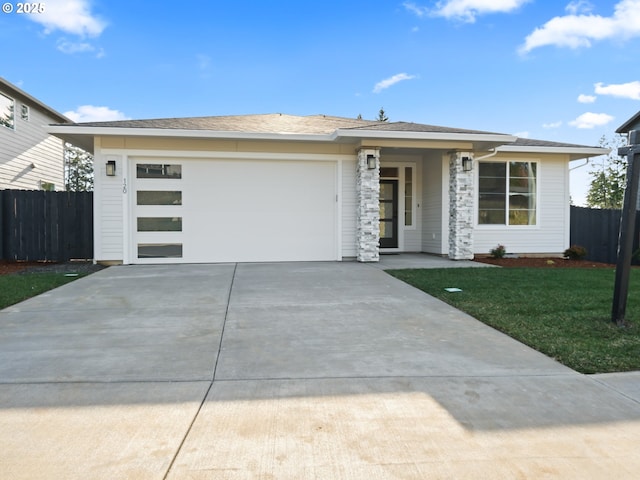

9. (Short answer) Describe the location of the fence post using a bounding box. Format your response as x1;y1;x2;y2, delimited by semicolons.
612;130;640;326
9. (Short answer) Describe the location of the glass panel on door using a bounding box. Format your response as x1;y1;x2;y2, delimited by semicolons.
379;179;398;248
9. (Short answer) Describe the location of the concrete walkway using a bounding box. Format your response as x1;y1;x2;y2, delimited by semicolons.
1;262;640;479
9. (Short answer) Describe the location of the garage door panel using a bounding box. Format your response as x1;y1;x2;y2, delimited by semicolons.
133;158;337;263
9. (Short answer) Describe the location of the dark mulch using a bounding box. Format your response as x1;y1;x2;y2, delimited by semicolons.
474;257;617;268
0;260;105;276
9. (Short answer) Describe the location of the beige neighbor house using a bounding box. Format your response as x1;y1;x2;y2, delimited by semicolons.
0;77;72;191
48;114;606;264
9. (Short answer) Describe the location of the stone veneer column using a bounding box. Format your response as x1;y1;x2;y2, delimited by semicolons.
356;148;380;262
449;151;474;260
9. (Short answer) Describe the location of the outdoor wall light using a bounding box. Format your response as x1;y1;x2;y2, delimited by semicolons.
106;160;116;176
367;154;377;170
462;156;472;172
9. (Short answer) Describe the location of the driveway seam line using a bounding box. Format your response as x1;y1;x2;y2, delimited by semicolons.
590;377;640;406
161;262;237;480
211;262;237;383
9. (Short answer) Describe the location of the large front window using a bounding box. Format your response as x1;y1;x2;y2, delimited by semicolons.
478;161;537;225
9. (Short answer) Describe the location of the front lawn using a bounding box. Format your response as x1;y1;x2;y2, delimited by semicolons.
388;267;640;374
0;273;86;310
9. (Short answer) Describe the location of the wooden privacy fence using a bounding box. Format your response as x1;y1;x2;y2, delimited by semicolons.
570;206;640;264
0;190;93;262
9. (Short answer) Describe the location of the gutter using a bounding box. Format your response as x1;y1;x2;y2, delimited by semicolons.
46;125;337;143
333;128;517;144
497;145;608;157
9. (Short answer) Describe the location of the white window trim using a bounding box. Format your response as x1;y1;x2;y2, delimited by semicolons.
0;92;15;130
21;104;29;122
475;159;540;229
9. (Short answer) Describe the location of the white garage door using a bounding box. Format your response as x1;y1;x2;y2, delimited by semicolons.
132;158;338;263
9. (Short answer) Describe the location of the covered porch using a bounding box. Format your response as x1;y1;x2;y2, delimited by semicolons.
355;145;480;262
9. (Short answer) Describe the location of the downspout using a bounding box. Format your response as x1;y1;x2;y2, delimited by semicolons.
474;148;499;162
569;158;590;170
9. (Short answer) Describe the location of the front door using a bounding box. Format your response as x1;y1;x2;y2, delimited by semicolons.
380;179;398;248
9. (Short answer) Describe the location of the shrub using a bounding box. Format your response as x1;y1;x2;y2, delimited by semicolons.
564;245;587;260
490;244;506;259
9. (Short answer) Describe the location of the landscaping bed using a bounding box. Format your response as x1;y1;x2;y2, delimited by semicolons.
474;257;616;268
0;260;104;276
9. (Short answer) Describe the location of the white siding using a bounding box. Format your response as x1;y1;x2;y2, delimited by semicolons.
94;152;124;262
341;158;357;258
421;153;447;254
473;155;569;255
0;95;65;190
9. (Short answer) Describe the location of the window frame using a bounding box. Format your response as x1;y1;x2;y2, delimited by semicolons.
20;104;29;121
476;159;539;228
0;92;15;130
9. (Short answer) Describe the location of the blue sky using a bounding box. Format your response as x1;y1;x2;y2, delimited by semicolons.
2;0;640;204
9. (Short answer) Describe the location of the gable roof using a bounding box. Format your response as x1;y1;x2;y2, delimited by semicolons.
48;113;607;159
616;110;640;134
0;77;71;124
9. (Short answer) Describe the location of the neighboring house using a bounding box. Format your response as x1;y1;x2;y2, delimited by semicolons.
0;77;72;191
48;114;606;264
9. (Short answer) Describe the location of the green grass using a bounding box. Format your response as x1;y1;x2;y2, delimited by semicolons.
0;273;86;310
388;267;640;374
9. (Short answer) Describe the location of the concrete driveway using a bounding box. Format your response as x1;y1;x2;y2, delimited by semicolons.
1;262;640;479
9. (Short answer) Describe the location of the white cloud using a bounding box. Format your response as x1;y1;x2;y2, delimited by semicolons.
543;121;563;128
373;73;417;93
513;131;530;138
26;0;106;37
430;0;531;23
578;94;597;103
594;81;640;100
569;112;614;129
520;0;640;54
64;105;129;123
565;0;594;15
56;38;104;57
403;2;429;17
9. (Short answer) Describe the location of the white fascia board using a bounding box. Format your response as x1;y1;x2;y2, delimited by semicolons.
47;125;522;147
46;125;335;142
333;128;517;144
497;145;609;158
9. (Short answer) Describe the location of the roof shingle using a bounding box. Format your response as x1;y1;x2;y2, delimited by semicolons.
52;113;602;150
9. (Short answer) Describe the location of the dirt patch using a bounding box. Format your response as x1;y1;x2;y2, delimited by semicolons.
0;260;105;276
474;257;616;268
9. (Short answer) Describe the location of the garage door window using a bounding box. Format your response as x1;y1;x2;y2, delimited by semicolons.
137;217;182;232
136;164;182;179
138;244;183;258
137;191;182;205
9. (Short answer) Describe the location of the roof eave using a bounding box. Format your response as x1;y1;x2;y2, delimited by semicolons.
497;145;609;161
334;128;517;144
47;125;337;150
1;77;72;124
